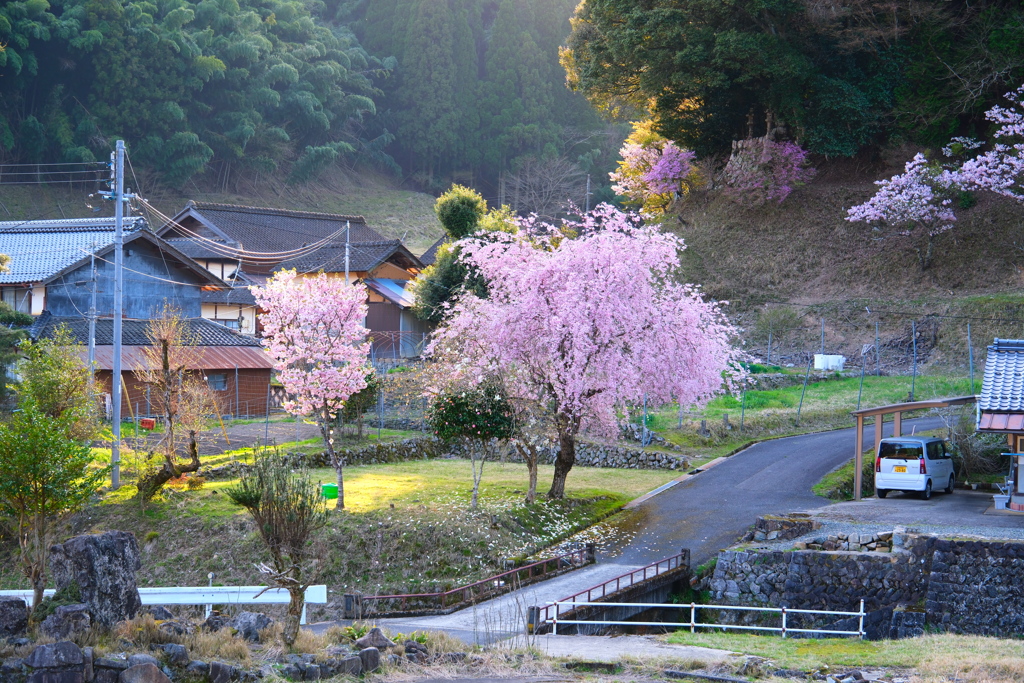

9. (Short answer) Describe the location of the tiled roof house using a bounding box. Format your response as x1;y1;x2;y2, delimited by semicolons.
977;338;1024;510
158;202;430;357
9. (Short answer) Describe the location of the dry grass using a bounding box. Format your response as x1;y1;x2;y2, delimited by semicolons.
185;627;252;666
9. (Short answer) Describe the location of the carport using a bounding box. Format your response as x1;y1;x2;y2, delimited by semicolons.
850;396;977;501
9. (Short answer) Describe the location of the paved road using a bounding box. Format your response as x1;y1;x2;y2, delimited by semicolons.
322;417;948;643
599;417;945;567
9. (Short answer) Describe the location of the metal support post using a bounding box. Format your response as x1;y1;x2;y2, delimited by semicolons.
910;320;918;401
967;323;975;392
796;355;812;426
875;322;881;376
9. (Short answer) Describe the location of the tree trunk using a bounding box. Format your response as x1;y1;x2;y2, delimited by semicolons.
135;429;202;500
548;416;576;500
320;418;344;511
470;439;485;509
517;441;539;504
282;585;305;646
916;233;935;271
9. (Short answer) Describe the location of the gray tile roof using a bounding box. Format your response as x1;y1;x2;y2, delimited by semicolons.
0;217;146;284
979;338;1024;411
182;201;384;253
276;240;417;273
29;312;262;347
418;237;447;267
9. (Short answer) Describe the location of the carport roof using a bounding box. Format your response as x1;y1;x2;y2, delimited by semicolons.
850;395;977;418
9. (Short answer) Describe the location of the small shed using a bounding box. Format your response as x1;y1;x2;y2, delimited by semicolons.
29;313;273;419
976;338;1024;510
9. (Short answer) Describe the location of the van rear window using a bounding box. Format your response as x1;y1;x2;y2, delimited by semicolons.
879;442;924;459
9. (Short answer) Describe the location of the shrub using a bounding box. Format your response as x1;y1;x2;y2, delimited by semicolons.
186;476;206;491
723;139;815;205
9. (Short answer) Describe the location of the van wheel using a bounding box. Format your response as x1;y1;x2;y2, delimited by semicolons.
877;489;888;499
921;480;932;500
945;475;955;495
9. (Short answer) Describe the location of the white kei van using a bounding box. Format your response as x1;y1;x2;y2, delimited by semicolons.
874;436;955;500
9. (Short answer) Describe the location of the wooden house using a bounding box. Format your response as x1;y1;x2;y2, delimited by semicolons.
976;338;1024;510
158;202;430;356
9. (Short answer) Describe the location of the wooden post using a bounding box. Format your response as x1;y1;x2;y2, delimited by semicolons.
893;411;902;437
854;415;864;501
874;414;883;453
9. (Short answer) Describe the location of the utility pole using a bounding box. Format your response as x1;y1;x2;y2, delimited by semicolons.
111;140;125;489
87;247;97;390
344;220;350;285
99;140;131;489
585;174;592;213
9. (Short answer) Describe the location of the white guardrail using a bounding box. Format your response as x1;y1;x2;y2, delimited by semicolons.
546;598;866;639
0;585;329;625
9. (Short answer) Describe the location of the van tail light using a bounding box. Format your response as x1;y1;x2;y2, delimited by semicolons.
875;457;881;473
919;458;927;474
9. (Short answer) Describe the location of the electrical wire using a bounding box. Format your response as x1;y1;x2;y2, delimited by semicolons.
0;161;106;168
137;198;352;261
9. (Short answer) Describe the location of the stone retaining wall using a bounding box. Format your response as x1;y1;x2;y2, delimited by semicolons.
707;533;1024;638
199;437;687;479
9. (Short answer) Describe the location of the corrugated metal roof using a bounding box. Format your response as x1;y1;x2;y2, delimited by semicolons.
85;345;273;371
30;313;263;347
365;278;415;308
0;217;146;284
979;339;1024;411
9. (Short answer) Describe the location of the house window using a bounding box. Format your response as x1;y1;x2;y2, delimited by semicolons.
1;287;31;313
213;318;241;330
207;373;228;391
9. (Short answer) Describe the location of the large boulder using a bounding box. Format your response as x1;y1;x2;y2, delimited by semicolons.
354;627;394;650
232;611;273;642
40;604;92;640
0;597;28;636
119;663;171;683
48;531;142;629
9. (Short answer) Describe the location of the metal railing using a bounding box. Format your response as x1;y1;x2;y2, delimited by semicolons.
0;585;328;625
359;546;592;616
535;550;688;626
545;598;866;639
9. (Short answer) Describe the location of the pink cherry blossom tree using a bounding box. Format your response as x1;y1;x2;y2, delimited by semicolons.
953;84;1024;200
428;205;739;499
848;83;1024;272
845;153;957;271
252;270;371;510
723;139;816;206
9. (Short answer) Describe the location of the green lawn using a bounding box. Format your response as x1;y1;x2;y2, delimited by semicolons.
664;631;1024;682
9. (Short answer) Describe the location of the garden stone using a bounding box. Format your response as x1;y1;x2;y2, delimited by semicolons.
403;640;427;655
146;607;174;621
118;663;170;683
157;620;192;637
279;664;302;680
48;531;142;629
82;648;93;682
184;661;208;678
40;605;92;640
358;647;380;673
232;612;273;642
126;654;160;669
208;661;234;683
8;637;32;647
2;657;26;679
301;663;321;680
202;614;232;632
0;597;28;636
153;644;189;667
354;627;394;649
26;642;84;669
27;672;84;683
338;656;362;676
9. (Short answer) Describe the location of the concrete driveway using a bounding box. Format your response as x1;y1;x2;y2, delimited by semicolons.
801;489;1024;528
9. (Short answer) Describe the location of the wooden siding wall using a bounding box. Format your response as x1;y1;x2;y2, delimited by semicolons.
97;368;272;419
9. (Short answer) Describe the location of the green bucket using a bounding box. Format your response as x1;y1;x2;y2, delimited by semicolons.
321;483;338;500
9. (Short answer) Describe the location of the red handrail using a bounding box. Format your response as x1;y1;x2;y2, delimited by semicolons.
360;546;591;615
536;551;688;625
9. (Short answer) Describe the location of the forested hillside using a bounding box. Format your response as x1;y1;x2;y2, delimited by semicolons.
0;0;617;207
